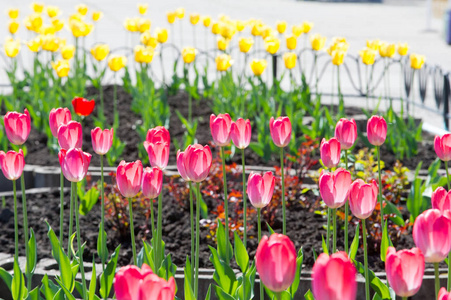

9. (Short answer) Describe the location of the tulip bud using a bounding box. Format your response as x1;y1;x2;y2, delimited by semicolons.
255;234;297;293
283;52;297;69
202;16;211;27
397;43;409;56
292;25;303;37
108;55;127;72
51;59;70;77
210;114;232;146
92;11;103;22
146;126;170;145
138;3;148;15
116;160;143;198
57;121;83;149
334;118;357;150
72;97;95;117
276;21;287;34
367;115;387;146
264;36;280;55
319;168;351;209
91;44;110;61
434;134;451;161
432;187;451;212
215;54;233;72
4;109;31;145
247;172;275;208
310;34;326;51
269;116;292;148
349;179;378;220
176;150;190;181
155;28;168;44
230;118;251;149
49;107;72;138
359;47;376;65
190;13;200;25
91;127;114;155
176;7;185;19
0;149;25;181
183;144;212;182
379;42;396;58
182;47;196;64
238;37;253;53
320;137;341;169
144;141;169;170
286;35;297;50
249;59;267;76
312;252;357;300
58;148;91;182
166;11;177;24
411;54;425;70
142;167;163;199
61;45;75;60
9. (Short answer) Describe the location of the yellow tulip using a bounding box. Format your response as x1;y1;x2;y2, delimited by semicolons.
46;6;60;18
41;34;62;52
91;44;110;61
176;7;185;19
69;20;94;37
310;34;326;51
61;45;75;60
211;22;220;35
190;13;200;25
398;43;409;56
379;42;396;58
138;3;148;15
51;18;65;32
140;31;157;48
167;11;177;24
4;38;20;58
8;9;19;19
251;22;263;36
138;18;151;33
39;25;56;35
327;39;349;56
410;53;425;70
76;4;88;16
8;20;19;34
301;21;313;34
216;54;233;72
264;36;280;55
236;20;245;32
331;50;346;66
203;16;211;28
31;2;44;13
238;37;253;53
217;37;229;51
220;22;236;39
366;39;380;51
283;52;297;69
108;55;127;72
182;47;196;64
359;48;376;65
27;37;41;52
292;25;303;37
124;17;139;32
286;35;297;50
155;28;168;44
51;59;70;77
250;59;267;76
134;45;154;64
24;13;43;32
261;26;275;40
92;11;103;22
276;21;287;34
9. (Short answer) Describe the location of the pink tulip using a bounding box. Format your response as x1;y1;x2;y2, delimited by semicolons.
183;144;212;182
312;251;357;300
210;113;232;146
335;118;357;150
116;160;143;198
439;287;451;300
385;246;425;297
413;209;451;263
0;149;25;180
58;148;91;182
49;107;72;138
57;121;83;149
319;168;351;209
348;179;378;219
434;134;451;162
114;264;163;300
320;137;341;169
145;126;170;145
269;116;292;148
139;273;176;300
247;171;275;208
142;167;163;199
367;115;387;146
230;118;251;149
91;127;114;155
4;109;31;145
144;141;169;170
176;150;190;181
255;233;297;293
431;187;451;212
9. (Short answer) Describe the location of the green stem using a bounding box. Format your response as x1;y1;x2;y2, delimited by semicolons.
445;161;450;190
402;297;407;300
74;182;87;300
128;198;137;265
189;181;195;288
100;155;107;300
60;170;64;246
220;147;230;264
150;195;155;268
156;191;163;270
13;180;18;261
242;149;247;248
99;78;104;125
188;88;192;124
363;220;370;300
377;146;384;235
280;147;286;235
113;75;118;128
326;207;331;253
332;208;337;253
344;150;349;253
68;183;74;260
257;208;263;300
435;263;440;299
194;183;201;299
20;175;31;291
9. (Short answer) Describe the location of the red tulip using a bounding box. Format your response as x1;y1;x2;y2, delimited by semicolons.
71;97;95;117
255;233;297;293
413;209;451;263
210;113;232;146
4;109;31;145
269;116;292;148
57;121;83;149
144;141;169;170
312;251;357;300
58;148;91;182
91;127;114;155
348;179;378;219
319;168;351;209
385;246;425;297
176;150;190;181
230;118;251;149
142;167;163;199
0;149;25;180
116;160;143;198
114;264;154;300
320;137;341;169
367;115;387;146
431;187;451;213
49;107;72;138
434;134;451;162
247;171;275;208
439;287;451;300
335;118;357;150
145;126;170;145
183;144;212;182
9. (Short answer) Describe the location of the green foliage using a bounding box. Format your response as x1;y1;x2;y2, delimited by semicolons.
78;186;100;216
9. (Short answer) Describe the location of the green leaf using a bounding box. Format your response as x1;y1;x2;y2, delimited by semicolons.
304;289;314;300
349;225;359;260
79;187;100;216
26;228;37;274
40;274;59;300
234;232;249;274
209;246;238;295
27;287;39;300
266;222;275;235
321;235;328;255
353;260;391;299
383;201;404;226
11;258;26;300
88;257;97;300
205;285;212;300
96;227;108;263
0;267;13;292
99;245;121;298
290;248;304;297
380;222;392;262
54;277;76;300
184;265;195;300
214;285;236;300
216;221;233;264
